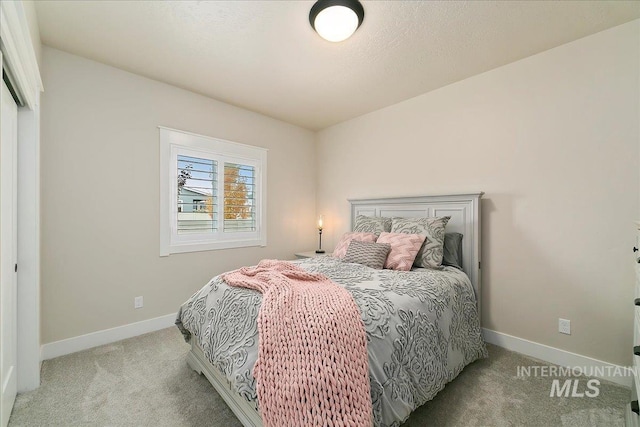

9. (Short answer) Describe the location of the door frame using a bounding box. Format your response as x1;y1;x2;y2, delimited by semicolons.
0;1;43;392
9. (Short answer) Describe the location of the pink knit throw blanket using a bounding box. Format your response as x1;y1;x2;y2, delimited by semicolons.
222;259;372;427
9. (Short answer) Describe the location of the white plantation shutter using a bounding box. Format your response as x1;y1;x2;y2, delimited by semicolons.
176;154;217;234
160;127;267;256
223;163;256;232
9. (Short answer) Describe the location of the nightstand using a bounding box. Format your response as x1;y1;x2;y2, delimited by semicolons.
294;251;329;259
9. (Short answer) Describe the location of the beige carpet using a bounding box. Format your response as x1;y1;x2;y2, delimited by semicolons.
9;327;629;426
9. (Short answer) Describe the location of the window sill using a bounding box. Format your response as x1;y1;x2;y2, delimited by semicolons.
160;238;267;257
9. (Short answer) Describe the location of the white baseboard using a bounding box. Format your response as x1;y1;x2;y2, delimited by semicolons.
41;313;177;361
38;320;631;387
483;328;631;388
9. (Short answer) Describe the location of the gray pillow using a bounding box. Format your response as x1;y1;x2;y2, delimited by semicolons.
442;232;463;270
390;216;451;268
343;240;391;270
353;215;392;235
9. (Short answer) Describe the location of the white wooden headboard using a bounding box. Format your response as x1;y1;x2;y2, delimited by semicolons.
349;193;483;314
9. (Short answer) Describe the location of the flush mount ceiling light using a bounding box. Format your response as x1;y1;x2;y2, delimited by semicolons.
309;0;365;43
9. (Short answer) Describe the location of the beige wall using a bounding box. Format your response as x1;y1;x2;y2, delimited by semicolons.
40;47;316;344
316;21;640;366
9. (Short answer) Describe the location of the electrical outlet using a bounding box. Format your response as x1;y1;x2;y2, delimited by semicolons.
134;296;143;309
559;318;571;335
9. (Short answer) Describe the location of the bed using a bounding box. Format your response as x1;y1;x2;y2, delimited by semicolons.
176;193;486;427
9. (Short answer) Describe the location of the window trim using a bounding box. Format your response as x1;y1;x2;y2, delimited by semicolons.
159;127;267;256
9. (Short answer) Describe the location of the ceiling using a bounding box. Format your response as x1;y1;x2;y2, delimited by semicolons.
35;1;640;131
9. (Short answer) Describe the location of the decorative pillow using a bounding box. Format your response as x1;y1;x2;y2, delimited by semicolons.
442;232;463;270
343;241;391;270
376;232;426;271
332;232;378;259
391;216;451;268
353;215;392;235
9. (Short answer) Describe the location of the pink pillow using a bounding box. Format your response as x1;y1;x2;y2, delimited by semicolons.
333;232;377;258
376;232;426;271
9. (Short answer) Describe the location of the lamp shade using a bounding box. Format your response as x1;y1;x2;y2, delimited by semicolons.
309;0;365;42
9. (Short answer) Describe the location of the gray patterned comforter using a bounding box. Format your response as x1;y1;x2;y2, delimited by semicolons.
176;256;487;427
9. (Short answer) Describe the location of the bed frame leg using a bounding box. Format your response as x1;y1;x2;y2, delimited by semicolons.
186;351;204;375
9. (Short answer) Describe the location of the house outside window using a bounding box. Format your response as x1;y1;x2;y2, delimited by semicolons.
159;127;267;256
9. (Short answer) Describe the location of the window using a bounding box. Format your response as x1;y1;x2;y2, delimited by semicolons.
159;127;267;256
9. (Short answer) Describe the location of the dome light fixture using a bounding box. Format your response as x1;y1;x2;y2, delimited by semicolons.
309;0;365;43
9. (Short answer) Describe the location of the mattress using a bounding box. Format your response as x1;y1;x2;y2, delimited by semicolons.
176;256;487;427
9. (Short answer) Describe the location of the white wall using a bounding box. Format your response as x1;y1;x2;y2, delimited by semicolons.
40;47;316;344
316;21;640;366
